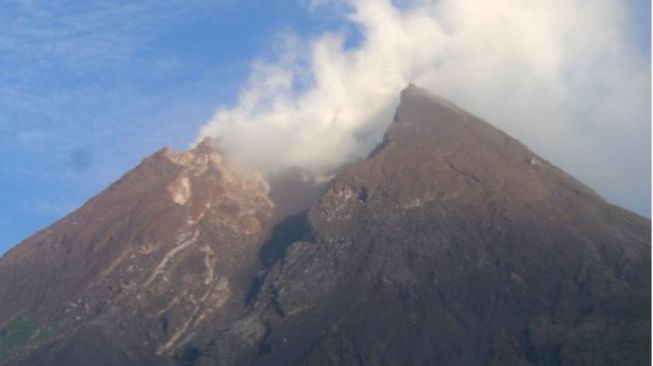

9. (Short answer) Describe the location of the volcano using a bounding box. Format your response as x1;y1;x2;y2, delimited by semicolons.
0;85;649;366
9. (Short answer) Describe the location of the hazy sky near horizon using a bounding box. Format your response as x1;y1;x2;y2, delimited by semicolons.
0;0;650;254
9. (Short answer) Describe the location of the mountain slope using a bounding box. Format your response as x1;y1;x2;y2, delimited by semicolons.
196;85;650;365
0;139;274;365
0;85;649;366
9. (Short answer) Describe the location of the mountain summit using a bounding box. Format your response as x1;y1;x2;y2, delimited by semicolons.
0;86;649;366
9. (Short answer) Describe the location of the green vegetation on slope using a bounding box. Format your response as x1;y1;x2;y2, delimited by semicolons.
0;317;39;362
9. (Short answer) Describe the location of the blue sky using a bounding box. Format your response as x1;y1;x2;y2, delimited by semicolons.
0;0;340;253
0;0;650;255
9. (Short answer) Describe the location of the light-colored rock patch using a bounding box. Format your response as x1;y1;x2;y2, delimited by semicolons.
168;176;191;205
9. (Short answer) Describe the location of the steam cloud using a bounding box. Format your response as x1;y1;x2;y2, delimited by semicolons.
197;0;650;213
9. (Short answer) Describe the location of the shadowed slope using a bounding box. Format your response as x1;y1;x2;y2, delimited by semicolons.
198;85;650;366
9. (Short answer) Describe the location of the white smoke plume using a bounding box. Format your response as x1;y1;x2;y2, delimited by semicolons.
197;0;650;214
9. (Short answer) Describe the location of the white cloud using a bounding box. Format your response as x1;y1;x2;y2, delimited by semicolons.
197;0;650;214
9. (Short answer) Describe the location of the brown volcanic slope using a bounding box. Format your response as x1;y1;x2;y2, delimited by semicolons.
0;85;650;366
0;139;274;365
195;86;650;366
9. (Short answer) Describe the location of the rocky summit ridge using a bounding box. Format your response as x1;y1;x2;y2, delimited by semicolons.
0;85;649;366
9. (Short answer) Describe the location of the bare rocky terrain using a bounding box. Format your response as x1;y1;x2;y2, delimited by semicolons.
0;85;649;365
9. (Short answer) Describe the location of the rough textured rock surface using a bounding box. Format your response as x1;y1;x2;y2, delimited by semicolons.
0;85;649;366
198;85;650;366
0;139;274;365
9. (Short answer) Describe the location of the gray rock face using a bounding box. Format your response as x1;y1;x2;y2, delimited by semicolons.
199;85;650;366
0;86;649;366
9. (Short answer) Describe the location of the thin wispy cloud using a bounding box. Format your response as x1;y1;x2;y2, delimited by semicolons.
198;0;650;215
1;2;196;67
